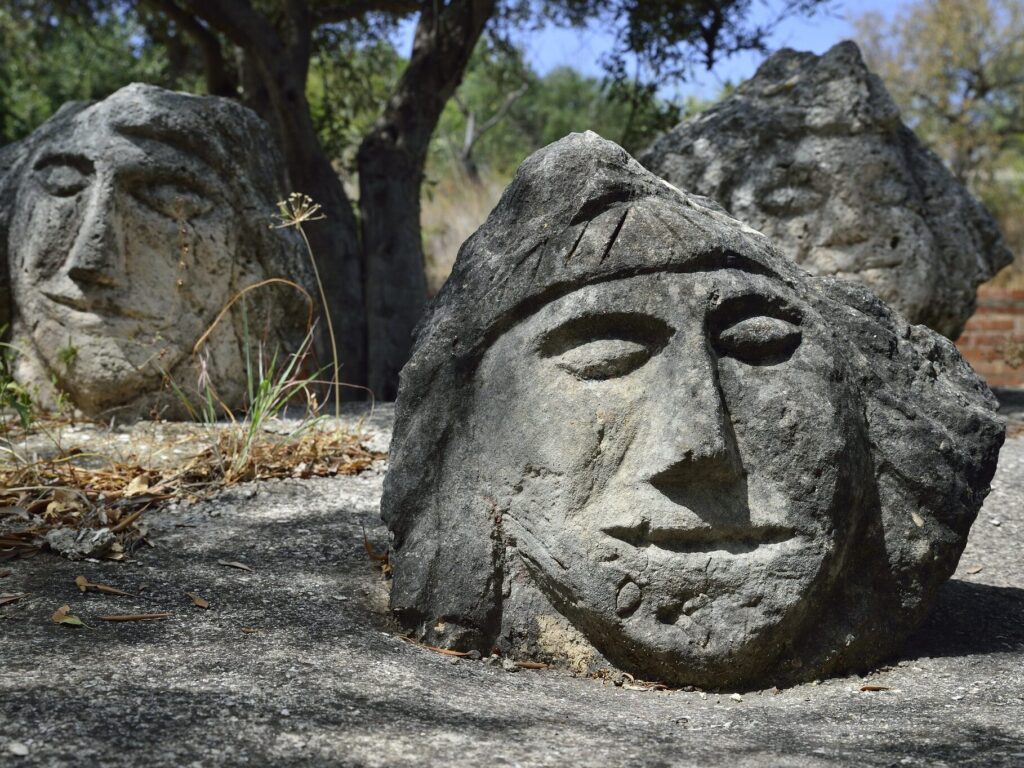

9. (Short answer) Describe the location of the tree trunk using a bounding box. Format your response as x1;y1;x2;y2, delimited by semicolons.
177;0;368;391
260;59;368;392
358;0;495;399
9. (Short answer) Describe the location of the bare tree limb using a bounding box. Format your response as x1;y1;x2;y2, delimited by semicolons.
142;0;237;96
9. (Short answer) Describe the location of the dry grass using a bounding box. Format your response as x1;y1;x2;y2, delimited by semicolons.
0;416;383;562
421;167;507;296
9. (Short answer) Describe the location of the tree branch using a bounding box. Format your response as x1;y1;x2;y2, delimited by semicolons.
143;0;237;96
465;82;528;157
311;0;420;25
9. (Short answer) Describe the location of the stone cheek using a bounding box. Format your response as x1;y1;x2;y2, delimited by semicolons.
1;84;312;419
381;131;1004;690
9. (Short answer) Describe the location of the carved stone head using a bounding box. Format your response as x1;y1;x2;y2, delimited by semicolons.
382;132;1003;689
640;42;1012;339
0;84;312;418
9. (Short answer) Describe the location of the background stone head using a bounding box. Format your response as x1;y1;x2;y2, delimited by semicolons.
382;132;1004;689
0;83;313;419
640;41;1012;339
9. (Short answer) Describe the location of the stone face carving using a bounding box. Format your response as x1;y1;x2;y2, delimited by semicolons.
382;132;1004;689
639;41;1012;339
0;84;313;419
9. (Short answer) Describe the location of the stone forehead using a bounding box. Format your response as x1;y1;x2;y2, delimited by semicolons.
728;40;902;132
14;84;279;199
421;132;805;357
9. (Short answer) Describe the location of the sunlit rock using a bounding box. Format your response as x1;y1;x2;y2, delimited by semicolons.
382;132;1003;689
640;42;1012;339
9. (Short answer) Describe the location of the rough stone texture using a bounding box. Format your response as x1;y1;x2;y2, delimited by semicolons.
382;132;1004;690
0;83;314;420
1;406;1023;767
639;42;1012;339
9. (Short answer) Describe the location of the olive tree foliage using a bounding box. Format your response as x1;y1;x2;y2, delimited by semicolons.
7;0;831;398
0;4;178;143
854;0;1024;271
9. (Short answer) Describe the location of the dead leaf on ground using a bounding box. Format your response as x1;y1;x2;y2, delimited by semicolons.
966;566;983;575
74;575;131;596
217;560;253;572
860;684;892;692
399;635;472;657
123;474;151;497
0;569;11;578
515;660;549;670
186;592;210;609
0;592;27;606
110;510;143;533
240;627;259;634
98;612;172;622
51;604;84;626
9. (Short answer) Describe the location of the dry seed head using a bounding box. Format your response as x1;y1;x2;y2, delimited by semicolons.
273;192;326;229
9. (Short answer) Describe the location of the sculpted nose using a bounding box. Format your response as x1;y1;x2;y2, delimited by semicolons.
644;340;749;525
65;184;122;287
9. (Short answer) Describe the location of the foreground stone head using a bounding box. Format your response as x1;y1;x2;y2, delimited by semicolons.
0;84;312;419
382;132;1004;689
640;41;1012;339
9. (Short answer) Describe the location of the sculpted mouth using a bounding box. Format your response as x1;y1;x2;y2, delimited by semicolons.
43;292;155;320
602;520;798;555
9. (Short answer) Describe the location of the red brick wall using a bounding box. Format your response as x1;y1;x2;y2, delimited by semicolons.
956;287;1024;388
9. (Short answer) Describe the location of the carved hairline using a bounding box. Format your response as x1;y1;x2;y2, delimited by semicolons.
466;249;789;365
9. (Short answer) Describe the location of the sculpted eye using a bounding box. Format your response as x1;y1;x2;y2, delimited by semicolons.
554;338;653;380
129;177;213;220
709;292;803;366
35;160;92;197
757;184;823;217
713;315;801;364
539;312;672;381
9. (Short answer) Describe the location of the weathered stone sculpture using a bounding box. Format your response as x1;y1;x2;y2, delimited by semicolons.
640;41;1012;339
0;84;313;419
382;132;1004;690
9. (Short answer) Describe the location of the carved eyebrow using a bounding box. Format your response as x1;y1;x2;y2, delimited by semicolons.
33;152;94;174
706;292;803;332
113;123;220;174
537;311;673;357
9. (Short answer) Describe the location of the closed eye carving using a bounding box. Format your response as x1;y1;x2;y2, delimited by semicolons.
539;312;672;381
34;154;94;197
126;174;214;221
710;294;802;366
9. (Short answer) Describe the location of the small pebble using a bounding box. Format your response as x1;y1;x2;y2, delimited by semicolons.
501;658;520;673
730;693;742;702
8;742;29;756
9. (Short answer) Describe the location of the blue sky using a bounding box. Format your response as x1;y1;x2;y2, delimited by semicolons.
399;1;907;100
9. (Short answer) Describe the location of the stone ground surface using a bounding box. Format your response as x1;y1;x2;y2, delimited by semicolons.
1;401;1023;768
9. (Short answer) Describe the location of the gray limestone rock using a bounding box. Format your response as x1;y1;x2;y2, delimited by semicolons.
381;131;1005;690
0;84;314;419
639;41;1012;339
